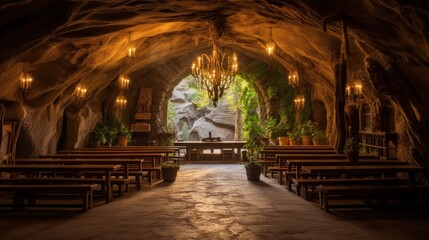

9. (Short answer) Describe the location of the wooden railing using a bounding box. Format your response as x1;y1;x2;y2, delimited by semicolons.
359;131;397;159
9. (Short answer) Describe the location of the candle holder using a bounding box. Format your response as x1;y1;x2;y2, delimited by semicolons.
346;82;363;103
19;63;32;93
288;71;299;88
115;94;127;110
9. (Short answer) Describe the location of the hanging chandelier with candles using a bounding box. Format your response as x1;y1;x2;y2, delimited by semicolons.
19;63;33;93
191;30;238;107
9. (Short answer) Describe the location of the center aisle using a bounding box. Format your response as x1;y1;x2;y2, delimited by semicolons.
0;164;427;240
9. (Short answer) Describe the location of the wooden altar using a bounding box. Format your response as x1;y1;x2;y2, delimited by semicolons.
174;141;246;161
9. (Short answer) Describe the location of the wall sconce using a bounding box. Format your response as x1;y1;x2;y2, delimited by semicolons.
294;94;305;110
288;71;299;88
75;83;87;99
119;74;130;91
265;27;275;57
127;32;136;58
19;63;33;93
346;82;363;102
115;94;127;110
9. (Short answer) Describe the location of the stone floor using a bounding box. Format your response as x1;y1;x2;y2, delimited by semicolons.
1;164;429;240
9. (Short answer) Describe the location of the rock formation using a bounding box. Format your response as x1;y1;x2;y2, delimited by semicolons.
0;1;427;167
169;80;236;141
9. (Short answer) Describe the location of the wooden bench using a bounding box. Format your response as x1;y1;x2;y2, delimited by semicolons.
0;177;130;196
113;166;161;186
292;177;408;200
317;184;429;212
259;160;276;177
0;184;96;212
267;166;294;185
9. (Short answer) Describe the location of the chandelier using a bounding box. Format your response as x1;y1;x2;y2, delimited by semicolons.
191;39;238;107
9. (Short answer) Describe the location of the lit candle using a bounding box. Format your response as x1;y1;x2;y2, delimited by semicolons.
356;84;362;95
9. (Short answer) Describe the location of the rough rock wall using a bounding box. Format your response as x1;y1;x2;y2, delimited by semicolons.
0;1;427;165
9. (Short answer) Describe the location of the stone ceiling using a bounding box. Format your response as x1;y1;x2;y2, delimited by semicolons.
0;0;428;160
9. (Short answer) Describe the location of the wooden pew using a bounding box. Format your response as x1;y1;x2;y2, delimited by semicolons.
287;159;409;179
0;164;121;203
15;158;161;188
15;158;144;191
267;153;378;184
0;177;129;196
276;153;379;167
70;146;186;156
292;177;408;200
302;165;425;184
259;160;277;177
263;145;335;150
0;184;97;212
38;153;166;167
317;184;429;212
260;149;338;160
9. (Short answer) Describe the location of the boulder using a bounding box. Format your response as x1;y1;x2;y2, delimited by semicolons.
188;105;236;141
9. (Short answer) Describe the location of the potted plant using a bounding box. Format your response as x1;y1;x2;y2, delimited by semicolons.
243;116;264;180
311;130;325;145
117;123;132;147
101;115;121;147
298;120;316;145
93;123;107;147
288;129;302;145
272;123;290;146
344;137;360;162
261;117;277;145
244;156;263;181
161;162;180;182
244;116;264;157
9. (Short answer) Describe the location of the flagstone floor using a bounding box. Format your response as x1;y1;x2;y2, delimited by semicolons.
0;164;428;240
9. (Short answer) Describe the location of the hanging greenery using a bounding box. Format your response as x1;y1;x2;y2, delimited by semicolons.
266;69;295;131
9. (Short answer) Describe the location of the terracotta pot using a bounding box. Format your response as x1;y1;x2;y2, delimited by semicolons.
162;167;179;182
301;135;312;145
312;139;321;145
118;135;128;147
278;136;289;146
245;166;262;181
289;139;301;145
346;151;359;162
94;140;101;148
